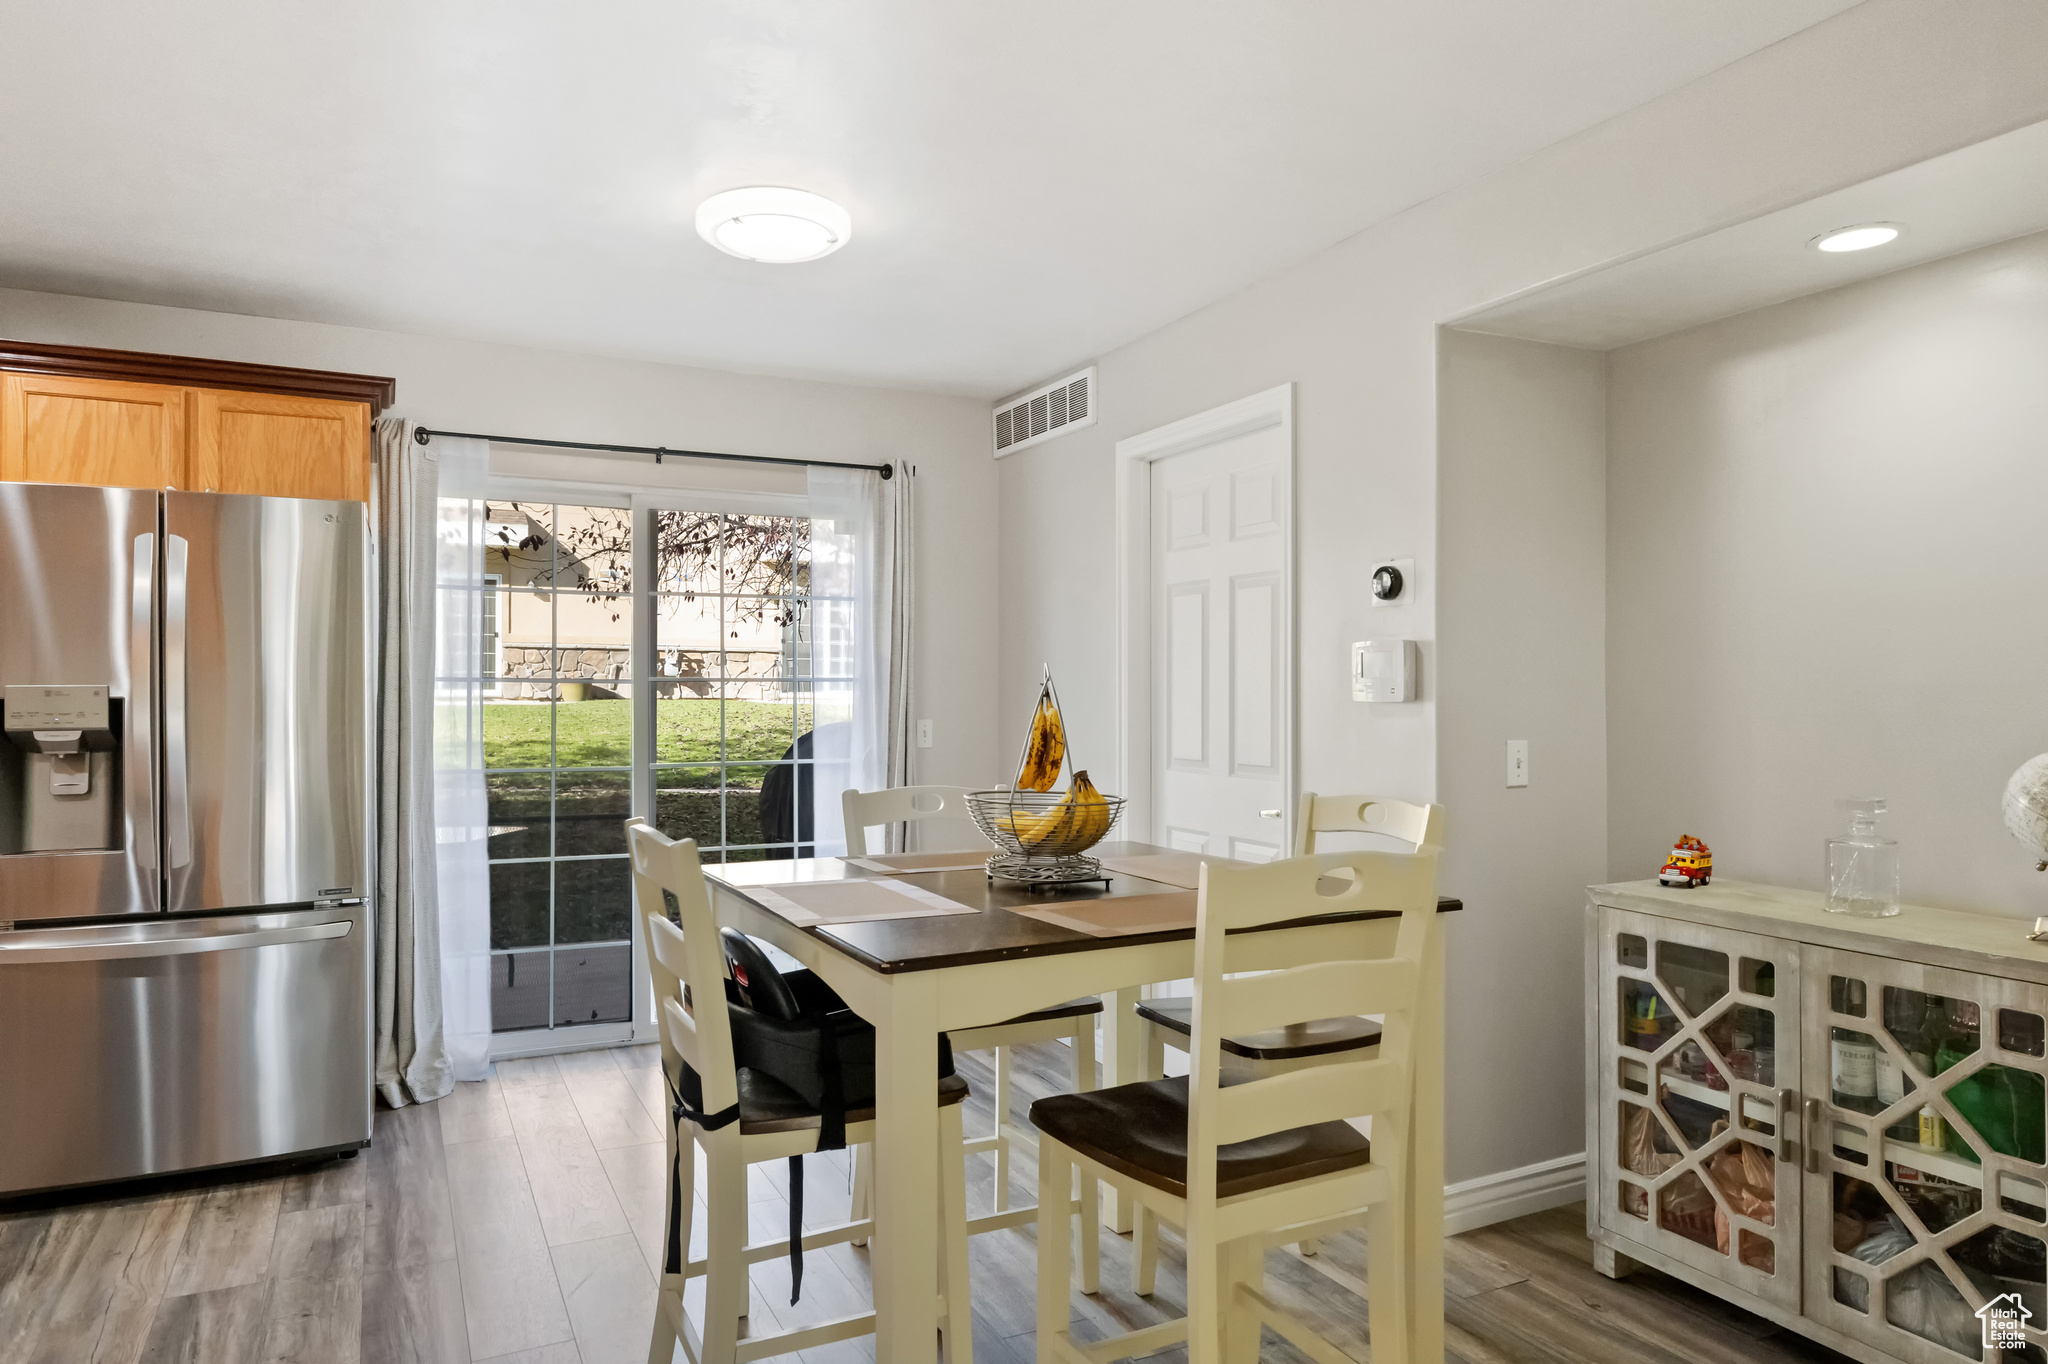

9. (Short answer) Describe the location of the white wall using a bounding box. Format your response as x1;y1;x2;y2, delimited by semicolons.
1438;331;1608;1181
0;285;1002;791
997;0;2048;1185
1607;228;2048;918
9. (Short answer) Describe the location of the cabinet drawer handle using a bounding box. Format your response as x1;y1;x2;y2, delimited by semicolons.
1804;1097;1824;1173
1777;1088;1799;1164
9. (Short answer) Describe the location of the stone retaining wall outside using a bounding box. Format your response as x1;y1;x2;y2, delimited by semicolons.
494;646;793;700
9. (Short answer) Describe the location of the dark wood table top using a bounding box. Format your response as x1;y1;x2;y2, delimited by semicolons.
704;840;1461;975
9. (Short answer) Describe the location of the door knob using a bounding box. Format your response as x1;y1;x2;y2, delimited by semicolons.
1259;809;1281;819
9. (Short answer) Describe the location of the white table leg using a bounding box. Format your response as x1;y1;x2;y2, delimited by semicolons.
1094;985;1144;1233
874;972;942;1364
1406;919;1447;1363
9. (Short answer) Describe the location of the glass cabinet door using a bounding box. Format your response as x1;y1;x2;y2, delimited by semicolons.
1596;907;1803;1313
1804;947;2048;1363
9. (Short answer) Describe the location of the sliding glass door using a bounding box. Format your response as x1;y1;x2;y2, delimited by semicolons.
480;501;820;1036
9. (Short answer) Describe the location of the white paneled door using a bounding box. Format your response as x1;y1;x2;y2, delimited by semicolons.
1149;420;1289;861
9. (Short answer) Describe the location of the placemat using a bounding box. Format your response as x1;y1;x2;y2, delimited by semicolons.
1095;851;1253;890
1005;891;1197;938
747;878;981;928
843;851;992;875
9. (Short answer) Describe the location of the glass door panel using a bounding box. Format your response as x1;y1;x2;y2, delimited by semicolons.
1596;906;1802;1313
1804;946;2048;1362
481;501;635;1032
649;512;817;863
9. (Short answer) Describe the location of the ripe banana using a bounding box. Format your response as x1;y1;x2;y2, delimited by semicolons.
1015;680;1066;792
1009;770;1111;850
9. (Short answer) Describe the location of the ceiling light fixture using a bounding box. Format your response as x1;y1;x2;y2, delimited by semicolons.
1811;223;1904;253
695;187;852;264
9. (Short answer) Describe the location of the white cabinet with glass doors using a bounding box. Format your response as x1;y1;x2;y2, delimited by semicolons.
1590;880;2048;1364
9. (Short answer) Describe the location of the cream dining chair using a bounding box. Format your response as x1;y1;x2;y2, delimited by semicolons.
627;817;976;1364
1032;833;1443;1364
1134;794;1441;1265
840;784;1102;1285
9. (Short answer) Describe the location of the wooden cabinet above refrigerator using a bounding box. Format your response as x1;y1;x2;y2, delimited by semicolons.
0;340;394;501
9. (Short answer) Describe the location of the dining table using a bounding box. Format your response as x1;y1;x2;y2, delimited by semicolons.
703;839;1461;1363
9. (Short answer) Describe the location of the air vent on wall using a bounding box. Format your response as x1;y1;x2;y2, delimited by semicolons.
992;367;1096;457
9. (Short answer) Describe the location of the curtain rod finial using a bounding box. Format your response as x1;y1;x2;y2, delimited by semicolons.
413;427;432;445
879;463;894;480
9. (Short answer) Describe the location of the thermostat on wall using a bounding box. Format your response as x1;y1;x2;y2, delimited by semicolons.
1352;639;1417;703
1370;558;1414;607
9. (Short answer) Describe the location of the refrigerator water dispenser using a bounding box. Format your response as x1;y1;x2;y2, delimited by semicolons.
2;684;119;852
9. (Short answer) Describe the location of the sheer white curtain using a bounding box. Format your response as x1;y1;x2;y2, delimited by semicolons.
433;436;494;1082
373;419;450;1106
805;462;912;853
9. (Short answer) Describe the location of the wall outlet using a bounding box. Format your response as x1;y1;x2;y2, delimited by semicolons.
917;719;934;749
1507;740;1529;788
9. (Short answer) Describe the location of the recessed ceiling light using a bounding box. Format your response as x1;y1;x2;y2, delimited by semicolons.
1811;223;1904;253
695;187;852;264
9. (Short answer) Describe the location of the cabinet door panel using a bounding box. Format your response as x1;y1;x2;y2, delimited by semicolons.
190;389;369;501
0;375;186;488
1595;905;1803;1314
1803;946;2048;1363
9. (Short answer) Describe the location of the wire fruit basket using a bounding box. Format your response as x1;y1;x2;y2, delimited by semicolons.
966;787;1126;884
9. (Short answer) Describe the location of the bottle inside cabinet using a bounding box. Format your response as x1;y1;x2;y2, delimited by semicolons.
1873;985;2047;1164
1830;976;1883;1116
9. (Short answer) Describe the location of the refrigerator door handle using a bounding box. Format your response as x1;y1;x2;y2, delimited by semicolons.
0;919;351;963
163;533;192;871
131;533;157;876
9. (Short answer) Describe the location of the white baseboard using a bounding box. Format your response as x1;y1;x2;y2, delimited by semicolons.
1444;1152;1586;1236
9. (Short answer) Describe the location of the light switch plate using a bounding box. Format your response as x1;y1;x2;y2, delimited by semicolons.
917;719;934;749
1507;740;1529;788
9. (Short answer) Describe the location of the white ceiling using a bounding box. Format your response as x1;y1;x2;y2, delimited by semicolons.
1457;116;2048;350
0;1;1863;398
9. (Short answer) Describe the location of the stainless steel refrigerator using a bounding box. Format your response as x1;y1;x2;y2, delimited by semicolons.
0;482;371;1196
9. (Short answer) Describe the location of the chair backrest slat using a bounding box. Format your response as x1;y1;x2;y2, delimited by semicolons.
1293;793;1442;856
841;785;989;857
661;993;710;1086
627;817;739;1117
1215;958;1418;1041
1209;1056;1407;1148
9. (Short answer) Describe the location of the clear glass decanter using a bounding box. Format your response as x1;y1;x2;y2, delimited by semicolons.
1827;798;1900;917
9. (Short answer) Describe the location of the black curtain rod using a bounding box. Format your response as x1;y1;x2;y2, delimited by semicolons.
412;426;893;479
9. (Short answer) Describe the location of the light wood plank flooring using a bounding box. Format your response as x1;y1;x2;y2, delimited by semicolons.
0;1039;1859;1364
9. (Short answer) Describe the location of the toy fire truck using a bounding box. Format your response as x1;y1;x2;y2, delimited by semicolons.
1659;835;1713;888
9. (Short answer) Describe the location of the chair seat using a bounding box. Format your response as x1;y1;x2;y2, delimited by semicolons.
1029;1076;1370;1200
988;996;1104;1028
1135;995;1381;1060
736;1068;969;1135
